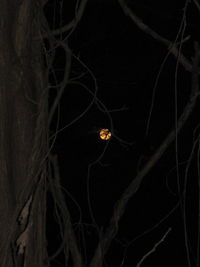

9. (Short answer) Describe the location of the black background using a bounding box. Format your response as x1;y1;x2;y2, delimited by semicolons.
45;0;200;266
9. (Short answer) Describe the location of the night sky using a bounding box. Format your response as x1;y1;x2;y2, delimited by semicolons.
45;1;200;266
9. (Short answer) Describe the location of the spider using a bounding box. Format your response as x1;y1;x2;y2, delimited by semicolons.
86;127;112;141
98;128;112;141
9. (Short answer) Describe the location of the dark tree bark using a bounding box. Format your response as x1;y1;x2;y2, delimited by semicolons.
0;1;48;266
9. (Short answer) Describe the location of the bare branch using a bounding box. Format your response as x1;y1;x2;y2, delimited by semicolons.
89;43;200;267
42;0;89;39
193;0;200;13
48;41;72;125
136;228;171;267
48;155;83;267
118;0;193;72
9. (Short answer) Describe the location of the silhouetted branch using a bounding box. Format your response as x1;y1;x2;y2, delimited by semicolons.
48;155;83;267
193;0;200;13
48;41;72;125
42;0;88;39
136;228;171;267
118;0;193;72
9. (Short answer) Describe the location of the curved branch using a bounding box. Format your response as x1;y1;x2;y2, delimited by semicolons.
118;0;193;72
136;227;171;267
89;43;200;267
42;0;88;39
193;0;200;13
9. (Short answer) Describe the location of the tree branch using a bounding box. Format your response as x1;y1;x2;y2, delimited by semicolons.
48;41;72;125
89;43;200;267
136;227;171;267
193;0;200;13
48;155;83;267
42;0;88;39
118;0;193;72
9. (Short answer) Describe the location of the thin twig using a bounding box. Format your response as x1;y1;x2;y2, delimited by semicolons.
136;228;171;267
48;41;71;125
42;0;88;39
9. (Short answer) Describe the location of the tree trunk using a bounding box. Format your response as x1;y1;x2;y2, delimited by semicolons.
0;1;48;266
